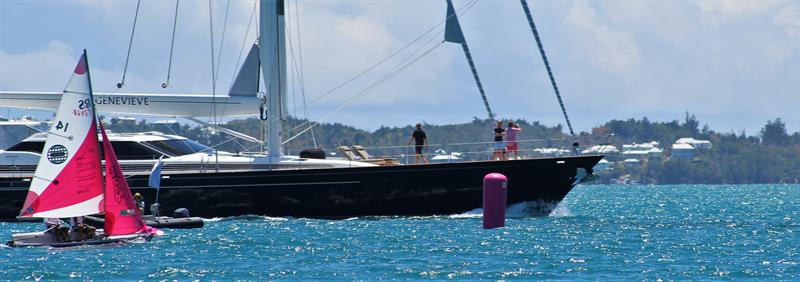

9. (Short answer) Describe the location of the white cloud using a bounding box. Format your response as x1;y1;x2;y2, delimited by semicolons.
0;41;76;90
564;2;641;76
774;2;800;39
1;1;798;134
0;40;157;94
691;0;781;26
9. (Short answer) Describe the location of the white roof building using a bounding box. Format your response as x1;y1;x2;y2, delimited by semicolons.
670;143;695;159
623;158;641;167
533;148;572;156
594;158;613;171
622;141;659;151
647;147;664;158
675;137;712;149
581;145;619;154
622;150;650;159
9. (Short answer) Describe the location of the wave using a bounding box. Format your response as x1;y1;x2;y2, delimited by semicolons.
203;215;289;222
450;200;572;218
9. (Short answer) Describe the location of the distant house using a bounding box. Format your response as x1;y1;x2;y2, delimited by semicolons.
622;141;659;151
670;143;695;159
581;145;619;155
532;147;571;157
153;119;179;125
623;158;641;167
675;137;712;149
647;147;663;159
430;149;463;163
622;141;661;160
594;158;613;171
112;116;137;125
622;150;650;160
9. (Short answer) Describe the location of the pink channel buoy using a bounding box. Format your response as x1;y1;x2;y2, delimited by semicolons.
483;173;508;229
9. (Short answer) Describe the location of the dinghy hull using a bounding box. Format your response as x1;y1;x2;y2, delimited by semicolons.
7;230;153;248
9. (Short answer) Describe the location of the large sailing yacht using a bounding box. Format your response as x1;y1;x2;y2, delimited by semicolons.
0;0;602;220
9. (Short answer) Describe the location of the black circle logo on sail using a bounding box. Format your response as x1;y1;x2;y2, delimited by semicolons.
47;145;69;164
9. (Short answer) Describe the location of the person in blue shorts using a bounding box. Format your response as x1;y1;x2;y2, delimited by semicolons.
492;120;506;160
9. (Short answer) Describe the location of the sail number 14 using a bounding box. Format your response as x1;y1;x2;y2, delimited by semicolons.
54;121;69;132
73;98;91;117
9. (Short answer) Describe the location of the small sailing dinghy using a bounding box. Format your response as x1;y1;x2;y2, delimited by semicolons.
7;50;161;248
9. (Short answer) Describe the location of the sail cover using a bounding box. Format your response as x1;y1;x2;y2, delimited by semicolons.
444;0;466;45
99;122;146;235
19;52;104;218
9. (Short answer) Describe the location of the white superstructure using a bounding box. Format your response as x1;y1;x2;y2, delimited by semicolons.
0;131;375;177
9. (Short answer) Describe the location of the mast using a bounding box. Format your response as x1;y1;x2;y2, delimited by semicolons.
260;0;287;157
444;0;495;121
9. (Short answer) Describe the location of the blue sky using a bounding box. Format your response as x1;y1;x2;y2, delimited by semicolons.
1;0;798;135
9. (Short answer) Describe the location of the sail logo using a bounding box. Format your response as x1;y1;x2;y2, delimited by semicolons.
46;145;69;164
95;96;150;106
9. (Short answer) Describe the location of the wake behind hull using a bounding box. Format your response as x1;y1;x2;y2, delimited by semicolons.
7;230;153;248
0;155;602;220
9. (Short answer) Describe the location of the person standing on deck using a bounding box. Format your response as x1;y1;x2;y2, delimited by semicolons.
407;123;429;164
492;121;506;160
506;122;522;160
134;193;145;215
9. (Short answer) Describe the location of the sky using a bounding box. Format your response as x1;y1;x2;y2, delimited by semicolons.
1;0;798;136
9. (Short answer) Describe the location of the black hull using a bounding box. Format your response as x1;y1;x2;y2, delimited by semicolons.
0;155;602;220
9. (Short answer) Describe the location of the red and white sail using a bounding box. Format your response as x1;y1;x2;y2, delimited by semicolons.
19;52;104;218
99;122;146;235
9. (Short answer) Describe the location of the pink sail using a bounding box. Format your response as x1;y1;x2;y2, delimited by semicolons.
19;53;104;218
99;122;146;235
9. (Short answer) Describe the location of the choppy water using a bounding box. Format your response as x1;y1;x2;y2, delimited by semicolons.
1;184;798;280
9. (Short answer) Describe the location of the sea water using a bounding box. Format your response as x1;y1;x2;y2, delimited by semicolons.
1;184;798;280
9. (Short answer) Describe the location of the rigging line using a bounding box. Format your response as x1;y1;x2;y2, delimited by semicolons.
293;0;316;147
214;0;231;88
283;24;447;135
286;13;315;145
230;1;258;84
163;0;180;88
117;0;142;89
282;0;478;118
212;0;232;119
293;0;306;93
208;0;219;171
520;0;575;137
286;8;298;118
284;42;444;144
208;0;217;122
278;0;479;119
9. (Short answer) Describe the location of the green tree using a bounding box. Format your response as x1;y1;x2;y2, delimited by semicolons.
761;118;789;145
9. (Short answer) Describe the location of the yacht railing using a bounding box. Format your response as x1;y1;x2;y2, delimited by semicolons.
291;137;587;165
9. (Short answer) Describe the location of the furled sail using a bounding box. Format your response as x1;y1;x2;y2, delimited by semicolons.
99;122;146;235
444;0;466;44
19;52;104;218
229;43;261;97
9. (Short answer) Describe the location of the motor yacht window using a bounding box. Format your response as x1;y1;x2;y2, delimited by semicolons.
5;140;159;160
143;140;213;156
5;141;44;153
110;141;166;160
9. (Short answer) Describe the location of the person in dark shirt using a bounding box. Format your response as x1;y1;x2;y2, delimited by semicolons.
407;123;428;164
492;120;506;160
